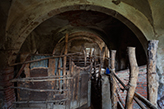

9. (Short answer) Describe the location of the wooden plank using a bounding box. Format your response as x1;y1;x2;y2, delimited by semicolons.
147;40;159;106
48;58;56;101
125;47;139;109
76;69;80;101
110;50;117;109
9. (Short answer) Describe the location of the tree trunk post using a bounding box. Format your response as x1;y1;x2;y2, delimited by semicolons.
147;40;159;106
110;50;117;109
125;47;139;109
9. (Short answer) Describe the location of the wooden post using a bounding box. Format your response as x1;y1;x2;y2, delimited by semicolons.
84;49;87;67
147;40;159;106
125;47;139;109
93;49;96;81
63;33;68;100
111;50;117;109
116;88;125;107
57;58;61;90
48;59;56;105
107;48;110;68
63;33;68;76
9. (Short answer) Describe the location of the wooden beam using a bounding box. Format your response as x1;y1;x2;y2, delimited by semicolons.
108;48;110;68
133;96;147;109
106;73;157;109
147;40;159;106
11;86;68;92
113;73;127;89
13;99;68;104
48;58;56;101
63;33;68;76
134;92;157;109
10;77;73;82
10;52;83;66
63;33;68;97
106;72;157;109
111;50;117;109
118;101;125;109
125;47;139;109
116;88;125;107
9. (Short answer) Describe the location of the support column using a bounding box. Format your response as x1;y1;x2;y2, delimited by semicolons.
110;50;117;109
125;47;139;109
1;67;15;108
147;40;159;106
102;75;112;109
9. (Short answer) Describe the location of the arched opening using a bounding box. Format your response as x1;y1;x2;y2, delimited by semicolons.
11;9;147;108
18;10;146;70
7;5;149;65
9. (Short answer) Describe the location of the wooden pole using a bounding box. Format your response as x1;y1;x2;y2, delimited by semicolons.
84;48;87;67
48;58;56;103
9;52;82;66
11;86;69;92
125;47;139;109
116;88;125;107
108;49;110;68
134;92;157;109
111;50;117;109
63;33;68;98
106;73;157;109
63;33;68;76
133;96;147;109
57;58;61;90
147;40;159;106
10;77;73;82
93;49;96;81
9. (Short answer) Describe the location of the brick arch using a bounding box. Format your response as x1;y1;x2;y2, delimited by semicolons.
6;1;152;64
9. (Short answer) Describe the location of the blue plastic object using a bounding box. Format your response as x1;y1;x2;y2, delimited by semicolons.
106;68;110;74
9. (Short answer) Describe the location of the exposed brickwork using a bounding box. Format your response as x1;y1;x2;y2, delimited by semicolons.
0;67;15;109
116;65;147;108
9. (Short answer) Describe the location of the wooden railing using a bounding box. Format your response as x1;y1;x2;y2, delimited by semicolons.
105;41;159;109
